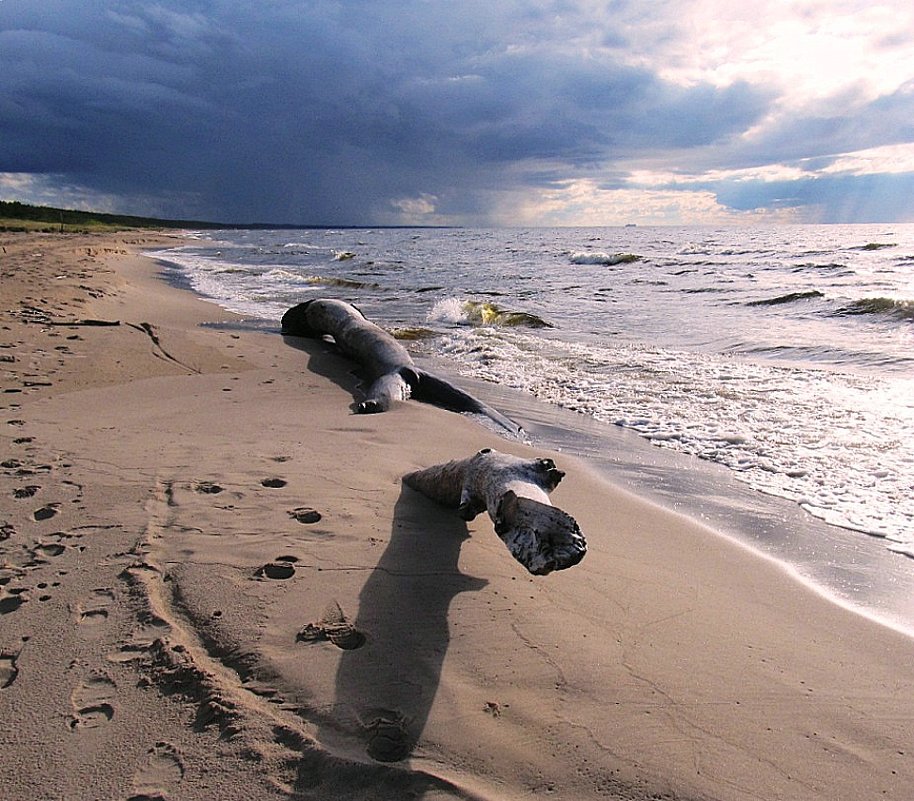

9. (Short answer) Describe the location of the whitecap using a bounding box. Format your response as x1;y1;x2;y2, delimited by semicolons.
569;251;642;265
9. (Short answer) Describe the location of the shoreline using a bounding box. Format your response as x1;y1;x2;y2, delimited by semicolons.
417;364;914;641
2;230;914;800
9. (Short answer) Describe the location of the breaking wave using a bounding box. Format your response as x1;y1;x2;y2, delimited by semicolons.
569;251;642;265
747;290;825;307
428;298;553;328
835;297;914;320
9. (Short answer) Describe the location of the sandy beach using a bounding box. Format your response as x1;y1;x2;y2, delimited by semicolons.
2;231;913;801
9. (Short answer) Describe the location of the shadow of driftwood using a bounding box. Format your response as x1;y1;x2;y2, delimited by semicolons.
330;485;487;762
282;333;369;412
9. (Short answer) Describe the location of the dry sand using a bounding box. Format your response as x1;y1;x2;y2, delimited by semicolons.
1;231;913;801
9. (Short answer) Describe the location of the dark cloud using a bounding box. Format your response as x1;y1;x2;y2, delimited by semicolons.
0;0;906;223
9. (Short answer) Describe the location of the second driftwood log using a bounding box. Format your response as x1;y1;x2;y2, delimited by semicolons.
403;448;587;575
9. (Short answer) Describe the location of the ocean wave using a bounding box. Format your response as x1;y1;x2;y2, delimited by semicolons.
258;268;380;289
428;298;553;328
791;262;853;275
834;297;914;320
724;341;914;370
569;251;642;265
390;326;438;341
261;268;309;282
333;250;356;261
213;265;258;275
304;274;379;289
747;290;825;307
852;242;897;251
433;328;914;548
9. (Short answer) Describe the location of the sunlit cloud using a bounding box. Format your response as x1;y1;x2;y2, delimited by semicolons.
491;178;801;227
384;193;447;225
0;173;127;213
621;1;914;102
820;143;914;176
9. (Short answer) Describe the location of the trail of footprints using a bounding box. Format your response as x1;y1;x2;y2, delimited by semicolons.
1;244;194;798
0;423;87;617
186;466;325;584
3;448;378;790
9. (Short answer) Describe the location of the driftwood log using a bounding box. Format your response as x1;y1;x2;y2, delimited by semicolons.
403;448;587;575
282;298;521;436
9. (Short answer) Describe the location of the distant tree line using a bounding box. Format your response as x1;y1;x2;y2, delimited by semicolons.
0;200;455;232
0;200;226;231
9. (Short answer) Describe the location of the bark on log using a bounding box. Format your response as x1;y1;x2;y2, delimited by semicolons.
403;448;587;575
282;298;522;436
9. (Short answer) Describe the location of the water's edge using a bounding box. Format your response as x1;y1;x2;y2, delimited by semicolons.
437;362;914;639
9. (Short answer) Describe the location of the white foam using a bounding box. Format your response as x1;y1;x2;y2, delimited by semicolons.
432;327;914;549
569;250;640;265
427;297;471;324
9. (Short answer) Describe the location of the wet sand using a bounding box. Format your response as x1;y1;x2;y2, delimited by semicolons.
1;231;913;800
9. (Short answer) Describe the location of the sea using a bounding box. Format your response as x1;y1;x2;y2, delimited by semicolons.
150;225;914;635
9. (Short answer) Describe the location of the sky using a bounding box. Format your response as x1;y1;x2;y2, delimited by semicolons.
2;0;914;226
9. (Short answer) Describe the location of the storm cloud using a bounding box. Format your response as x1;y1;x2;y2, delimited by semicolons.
2;0;913;224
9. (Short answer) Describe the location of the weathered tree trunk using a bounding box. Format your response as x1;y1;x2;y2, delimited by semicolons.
282;298;414;413
403;448;587;575
282;299;522;436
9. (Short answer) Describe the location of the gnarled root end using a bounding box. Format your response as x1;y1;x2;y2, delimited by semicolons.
356;398;387;414
495;492;587;575
355;372;412;414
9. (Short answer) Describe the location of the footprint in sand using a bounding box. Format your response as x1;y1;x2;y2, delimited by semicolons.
127;741;185;801
296;601;365;650
194;481;223;495
77;588;116;636
35;542;66;558
288;507;322;524
69;673;116;730
0;650;19;688
108;616;172;664
0;592;26;615
365;710;411;762
256;556;297;580
33;504;59;522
